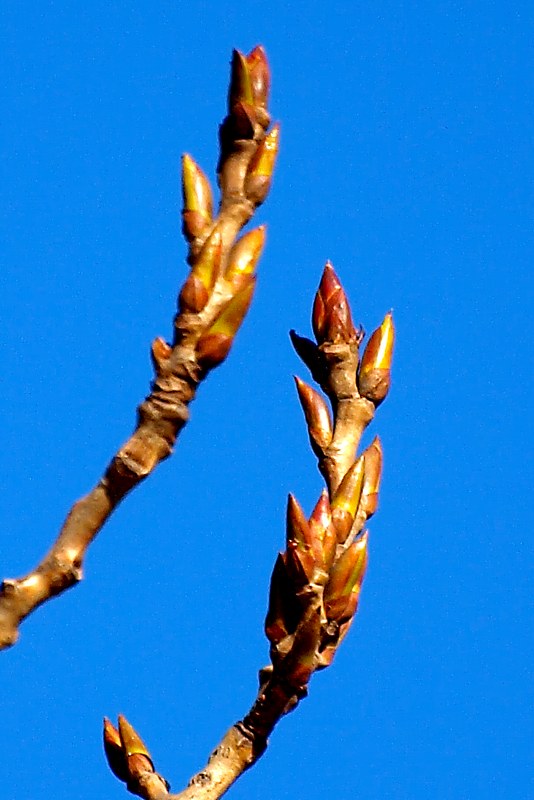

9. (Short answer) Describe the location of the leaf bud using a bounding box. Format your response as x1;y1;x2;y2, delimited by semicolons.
358;311;395;404
312;262;357;345
245;124;280;204
294;376;333;454
331;456;365;542
181;154;213;241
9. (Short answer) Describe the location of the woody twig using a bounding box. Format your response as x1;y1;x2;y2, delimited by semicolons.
0;46;279;650
103;263;395;799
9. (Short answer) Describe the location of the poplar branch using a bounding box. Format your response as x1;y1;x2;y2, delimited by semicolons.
104;263;395;800
0;45;278;651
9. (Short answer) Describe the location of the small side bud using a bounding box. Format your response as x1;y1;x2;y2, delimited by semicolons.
331;456;365;541
178;273;210;314
279;605;322;689
246;45;270;109
286;494;313;551
228;49;254;109
178;228;223;313
324;533;368;623
285;538;316;585
265;553;299;645
225;226;266;286
294;377;333;453
358;436;383;522
103;718;128;782
289;330;326;385
312;262;357;345
358;311;395;404
181;154;213;241
150;337;172;372
308;490;336;574
117;715;152;762
196;279;255;369
245;124;280;204
193;228;224;293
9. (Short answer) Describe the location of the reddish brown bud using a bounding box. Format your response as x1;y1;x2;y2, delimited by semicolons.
265;553;299;645
195;332;232;368
225;226;266;286
117;715;152;762
178;229;223;313
245;124;280;204
150;337;172;373
196;279;255;368
193;228;223;292
279;605;322;688
358;436;383;522
358;311;395;404
103;718;128;783
331;456;365;541
228;49;254;109
308;490;336;573
178;273;210;313
181;154;213;241
289;330;326;385
285;538;316;585
312;262;357;345
324;533;368;622
246;45;270;109
286;494;318;584
286;494;313;551
294;376;333;453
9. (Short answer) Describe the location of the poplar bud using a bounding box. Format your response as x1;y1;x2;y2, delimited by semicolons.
312;262;357;345
225;226;266;287
358;311;395;404
196;278;255;368
181;154;213;241
324;533;368;623
289;330;326;385
245;124;280;204
294;376;333;453
358;437;383;521
178;229;223;313
103;718;128;783
246;45;270;109
331;456;365;541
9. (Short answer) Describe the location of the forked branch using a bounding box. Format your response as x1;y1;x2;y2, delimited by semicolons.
0;46;279;650
103;262;395;799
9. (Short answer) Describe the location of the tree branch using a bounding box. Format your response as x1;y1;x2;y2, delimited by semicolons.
0;46;279;650
104;261;395;799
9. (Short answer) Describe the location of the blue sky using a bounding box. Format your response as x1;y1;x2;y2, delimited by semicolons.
1;2;533;798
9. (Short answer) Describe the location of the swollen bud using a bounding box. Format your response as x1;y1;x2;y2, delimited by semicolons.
225;226;266;287
312;262;357;345
178;229;223;313
103;718;128;782
265;553;297;645
358;312;395;404
246;45;270;109
245;124;280;204
228;49;254;109
308;490;337;575
294;376;333;453
196;279;255;368
324;533;368;623
181;154;213;241
117;715;152;762
358;436;383;522
289;330;326;385
331;456;365;541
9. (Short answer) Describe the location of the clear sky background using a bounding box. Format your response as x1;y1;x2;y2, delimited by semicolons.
1;2;533;799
